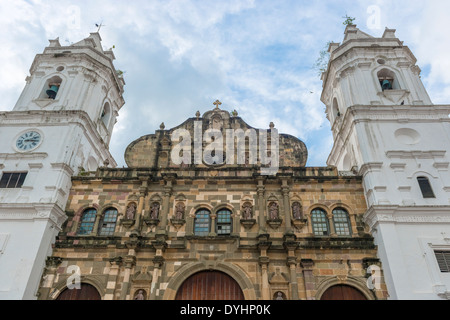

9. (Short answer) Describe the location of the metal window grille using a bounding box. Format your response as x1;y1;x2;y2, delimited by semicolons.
217;209;232;235
194;209;211;236
311;209;329;236
98;208;118;236
333;208;352;236
78;208;97;235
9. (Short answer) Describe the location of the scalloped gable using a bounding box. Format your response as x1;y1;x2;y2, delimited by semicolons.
124;104;308;168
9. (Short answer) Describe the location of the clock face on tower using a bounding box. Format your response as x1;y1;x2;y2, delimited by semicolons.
16;131;42;152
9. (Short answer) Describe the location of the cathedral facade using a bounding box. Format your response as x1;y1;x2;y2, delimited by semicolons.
37;104;386;300
2;23;449;301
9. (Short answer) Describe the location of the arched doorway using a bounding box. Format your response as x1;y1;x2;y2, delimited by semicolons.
56;283;101;300
320;285;367;300
175;271;245;300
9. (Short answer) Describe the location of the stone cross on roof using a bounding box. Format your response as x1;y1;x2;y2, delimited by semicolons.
213;100;222;109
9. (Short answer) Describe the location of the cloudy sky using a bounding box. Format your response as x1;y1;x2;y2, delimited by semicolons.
1;0;450;168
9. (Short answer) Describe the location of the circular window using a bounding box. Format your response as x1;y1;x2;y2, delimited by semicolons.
377;59;386;65
56;66;65;72
395;128;421;145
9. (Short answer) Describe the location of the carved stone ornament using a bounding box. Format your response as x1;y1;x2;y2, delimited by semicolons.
150;202;160;220
174;202;185;220
133;289;146;300
291;202;303;220
126;203;137;219
240;219;256;230
267;218;283;229
121;203;137;227
170;218;186;230
242;202;253;220
144;217;160;227
268;202;279;220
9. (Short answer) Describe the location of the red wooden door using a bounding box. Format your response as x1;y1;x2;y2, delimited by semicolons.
320;285;367;300
175;271;245;300
57;283;101;300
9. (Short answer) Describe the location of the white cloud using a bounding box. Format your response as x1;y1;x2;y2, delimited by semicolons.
1;0;450;168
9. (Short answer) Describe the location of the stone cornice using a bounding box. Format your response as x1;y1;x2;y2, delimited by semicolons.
0;203;67;228
327;104;450;165
364;205;450;230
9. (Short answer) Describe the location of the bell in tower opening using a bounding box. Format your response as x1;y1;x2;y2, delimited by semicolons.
46;83;60;99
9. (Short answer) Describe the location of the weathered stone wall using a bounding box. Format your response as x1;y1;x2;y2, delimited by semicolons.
38;166;388;300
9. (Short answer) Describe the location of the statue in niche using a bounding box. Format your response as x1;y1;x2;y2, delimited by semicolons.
274;292;285;300
242;202;253;220
150;202;160;219
269;202;279;220
174;202;185;220
134;289;145;300
292;202;303;220
126;203;137;220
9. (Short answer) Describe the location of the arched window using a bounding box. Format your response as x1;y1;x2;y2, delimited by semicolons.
78;208;97;235
311;209;330;236
377;68;397;91
101;102;111;128
194;209;211;236
332;208;352;236
39;76;62;100
417;176;436;198
216;209;232;235
332;98;341;120
98;208;118;236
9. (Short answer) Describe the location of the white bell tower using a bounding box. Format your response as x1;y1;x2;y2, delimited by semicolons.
0;33;125;299
322;25;450;300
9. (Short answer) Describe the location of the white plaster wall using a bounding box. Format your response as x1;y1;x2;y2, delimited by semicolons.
0;212;60;299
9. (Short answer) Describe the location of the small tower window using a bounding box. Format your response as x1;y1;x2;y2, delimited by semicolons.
0;172;27;188
101;102;111;128
417;176;435;198
434;251;450;273
377;69;397;91
332;98;341;120
39;76;62;100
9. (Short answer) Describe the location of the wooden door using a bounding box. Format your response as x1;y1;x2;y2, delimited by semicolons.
56;283;101;300
320;285;367;300
175;271;245;300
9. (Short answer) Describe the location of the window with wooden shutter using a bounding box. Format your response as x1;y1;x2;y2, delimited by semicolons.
417;176;435;198
434;251;450;273
0;172;27;188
